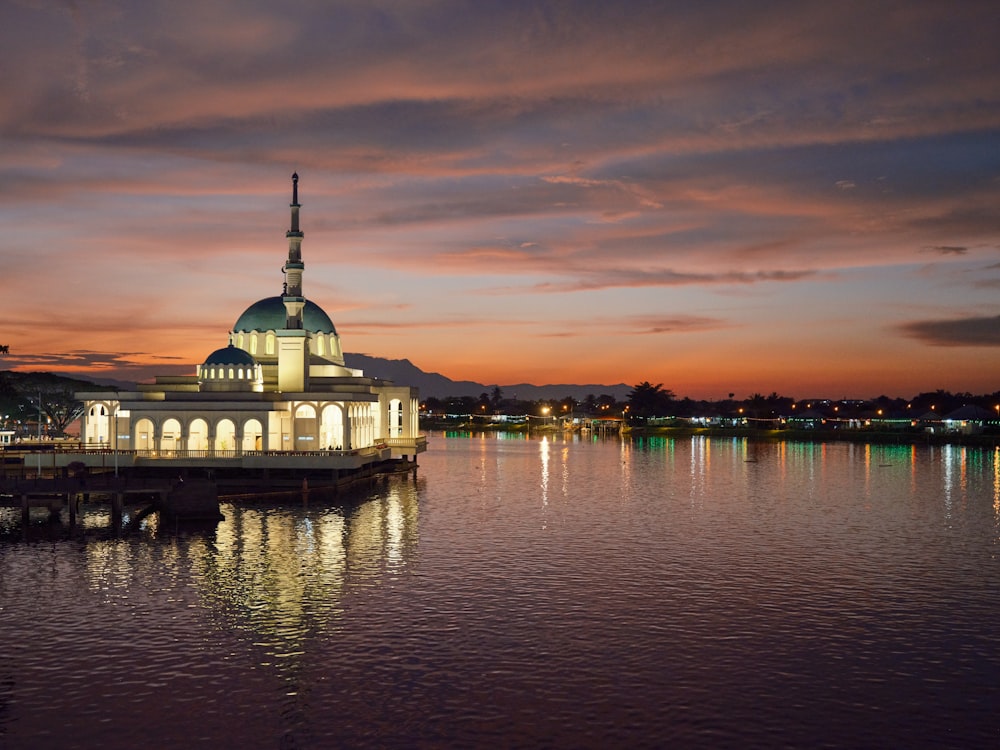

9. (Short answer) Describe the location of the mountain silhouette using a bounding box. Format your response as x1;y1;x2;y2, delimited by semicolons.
343;353;631;401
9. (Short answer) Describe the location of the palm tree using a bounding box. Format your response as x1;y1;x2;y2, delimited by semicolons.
627;382;675;420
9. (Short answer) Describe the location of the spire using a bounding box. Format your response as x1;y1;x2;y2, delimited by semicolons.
287;171;302;248
282;172;305;329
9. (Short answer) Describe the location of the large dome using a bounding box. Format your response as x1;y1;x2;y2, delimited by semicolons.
233;296;337;334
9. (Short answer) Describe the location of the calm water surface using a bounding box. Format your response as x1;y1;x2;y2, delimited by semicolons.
1;433;999;748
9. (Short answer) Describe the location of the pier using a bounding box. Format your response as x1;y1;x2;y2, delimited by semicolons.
0;439;424;530
0;473;220;529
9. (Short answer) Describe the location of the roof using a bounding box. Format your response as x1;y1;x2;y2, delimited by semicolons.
943;405;993;421
203;345;258;366
233;296;337;334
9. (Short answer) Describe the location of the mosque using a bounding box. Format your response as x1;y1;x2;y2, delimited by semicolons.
76;174;425;475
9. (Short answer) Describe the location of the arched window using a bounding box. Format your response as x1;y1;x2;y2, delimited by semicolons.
321;404;345;450
242;418;264;452
294;403;318;450
134;418;155;452
389;398;404;437
215;419;237;452
161;418;182;454
188;418;209;452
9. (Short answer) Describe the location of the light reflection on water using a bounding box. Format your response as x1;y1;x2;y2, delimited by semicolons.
1;434;999;748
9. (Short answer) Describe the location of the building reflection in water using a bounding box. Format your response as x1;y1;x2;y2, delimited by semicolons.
539;436;549;510
81;477;420;681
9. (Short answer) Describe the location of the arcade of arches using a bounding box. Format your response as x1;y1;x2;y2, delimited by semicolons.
83;397;414;454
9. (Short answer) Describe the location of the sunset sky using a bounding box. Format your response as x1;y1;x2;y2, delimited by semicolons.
1;0;998;399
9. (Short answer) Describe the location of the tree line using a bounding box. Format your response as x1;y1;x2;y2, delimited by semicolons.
423;382;1000;423
0;371;112;437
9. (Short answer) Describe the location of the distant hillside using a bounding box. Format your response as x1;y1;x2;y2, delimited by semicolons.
343;353;631;401
343;353;487;398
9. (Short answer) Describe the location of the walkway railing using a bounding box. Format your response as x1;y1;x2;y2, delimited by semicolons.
2;436;426;460
383;436;428;449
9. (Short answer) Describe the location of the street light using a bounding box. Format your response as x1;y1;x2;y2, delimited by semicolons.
113;393;119;477
37;390;42;475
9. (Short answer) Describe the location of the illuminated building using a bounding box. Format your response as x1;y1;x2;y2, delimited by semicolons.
77;175;425;475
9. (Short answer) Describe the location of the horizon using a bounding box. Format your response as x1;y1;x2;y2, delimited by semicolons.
2;358;996;406
1;2;998;400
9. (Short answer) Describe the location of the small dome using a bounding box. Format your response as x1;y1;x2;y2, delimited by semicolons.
203;345;257;367
200;345;263;392
233;296;337;334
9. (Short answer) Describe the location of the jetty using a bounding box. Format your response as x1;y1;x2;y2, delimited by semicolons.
0;473;219;527
0;440;422;529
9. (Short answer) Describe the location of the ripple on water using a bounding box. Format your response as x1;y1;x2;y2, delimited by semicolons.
1;436;999;748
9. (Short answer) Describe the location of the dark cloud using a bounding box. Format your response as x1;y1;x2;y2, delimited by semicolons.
620;315;731;335
2;350;166;370
897;315;1000;346
506;268;819;293
494;313;730;338
339;317;532;333
925;246;969;255
0;350;194;385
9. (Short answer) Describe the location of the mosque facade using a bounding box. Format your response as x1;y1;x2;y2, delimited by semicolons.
77;175;424;466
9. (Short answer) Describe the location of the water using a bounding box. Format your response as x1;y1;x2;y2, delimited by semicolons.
1;433;998;748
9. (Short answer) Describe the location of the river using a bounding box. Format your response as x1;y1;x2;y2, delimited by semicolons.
1;432;998;748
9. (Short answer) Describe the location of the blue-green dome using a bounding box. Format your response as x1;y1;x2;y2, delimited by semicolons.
203;345;258;366
233;296;337;334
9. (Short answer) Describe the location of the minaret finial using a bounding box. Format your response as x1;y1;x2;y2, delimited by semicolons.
292;172;299;206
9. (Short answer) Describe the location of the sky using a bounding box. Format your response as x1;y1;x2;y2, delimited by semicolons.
1;0;998;400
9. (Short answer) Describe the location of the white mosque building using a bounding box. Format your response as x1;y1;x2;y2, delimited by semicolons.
77;174;425;473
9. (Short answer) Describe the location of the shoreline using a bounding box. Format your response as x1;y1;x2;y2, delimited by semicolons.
422;421;1000;448
623;425;1000;448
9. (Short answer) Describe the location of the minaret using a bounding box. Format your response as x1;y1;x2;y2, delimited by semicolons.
277;172;310;392
283;172;305;328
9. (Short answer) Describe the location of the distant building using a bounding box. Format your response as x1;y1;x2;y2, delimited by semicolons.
942;405;993;435
77;175;425;467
